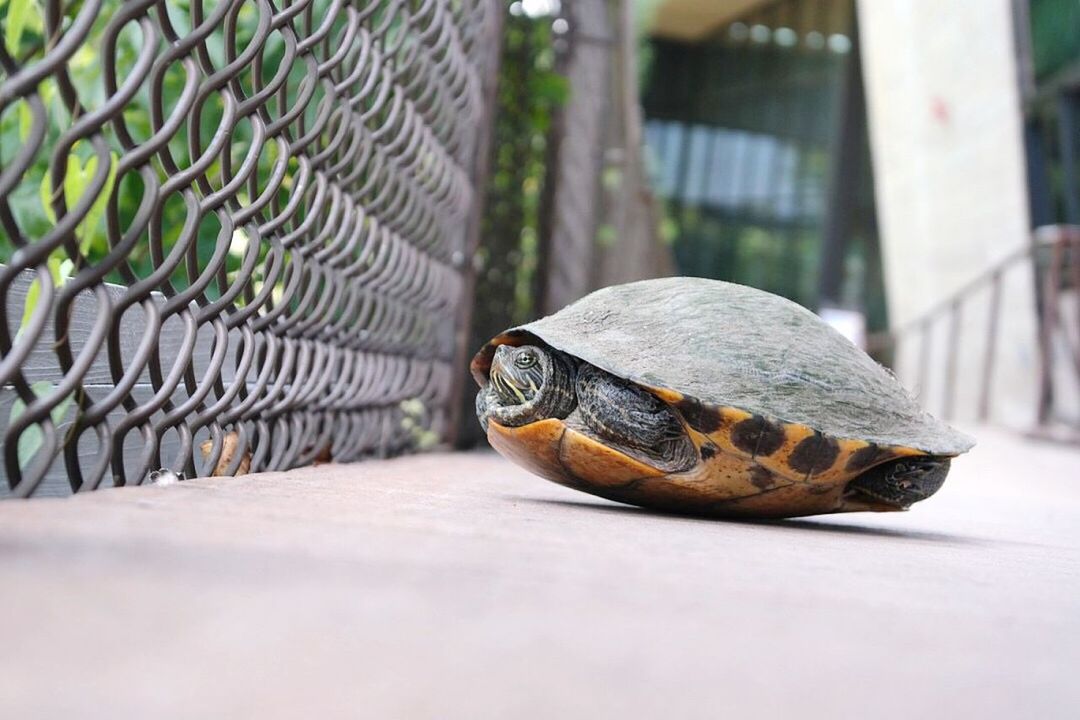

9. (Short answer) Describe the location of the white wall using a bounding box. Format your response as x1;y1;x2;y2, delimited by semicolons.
857;0;1040;428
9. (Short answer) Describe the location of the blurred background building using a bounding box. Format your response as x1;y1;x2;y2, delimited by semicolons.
467;0;1079;444
642;0;880;327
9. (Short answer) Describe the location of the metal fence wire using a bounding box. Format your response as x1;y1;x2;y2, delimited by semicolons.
0;0;499;496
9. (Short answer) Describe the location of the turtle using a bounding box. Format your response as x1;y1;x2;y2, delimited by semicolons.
471;277;975;519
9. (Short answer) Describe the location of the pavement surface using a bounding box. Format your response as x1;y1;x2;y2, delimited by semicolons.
0;426;1078;719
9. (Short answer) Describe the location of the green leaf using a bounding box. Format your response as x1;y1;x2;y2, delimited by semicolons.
530;72;570;106
602;166;623;192
38;164;57;224
9;381;70;470
596;223;617;248
49;385;74;427
17;101;32;142
18;253;72;335
659;216;679;245
46;253;66;285
18;271;41;334
229;227;250;257
65;152;91;218
4;0;32;56
78;152;118;254
39;152;88;224
14;412;43;469
38;77;56;113
38;149;119;255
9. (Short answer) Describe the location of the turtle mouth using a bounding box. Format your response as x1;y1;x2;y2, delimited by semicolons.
490;366;538;405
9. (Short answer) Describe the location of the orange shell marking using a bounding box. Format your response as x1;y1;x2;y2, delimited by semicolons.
487;386;934;518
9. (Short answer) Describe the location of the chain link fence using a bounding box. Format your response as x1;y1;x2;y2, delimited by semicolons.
0;0;499;496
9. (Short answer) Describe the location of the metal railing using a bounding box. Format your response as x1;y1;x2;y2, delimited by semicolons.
0;0;499;496
867;225;1080;436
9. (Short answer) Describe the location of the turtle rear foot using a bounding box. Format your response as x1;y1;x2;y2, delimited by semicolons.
844;457;951;509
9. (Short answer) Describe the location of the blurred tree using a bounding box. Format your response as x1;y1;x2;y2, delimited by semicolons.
458;2;567;446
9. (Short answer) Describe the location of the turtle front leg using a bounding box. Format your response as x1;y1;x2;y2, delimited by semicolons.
575;364;695;471
845;457;951;509
475;383;499;433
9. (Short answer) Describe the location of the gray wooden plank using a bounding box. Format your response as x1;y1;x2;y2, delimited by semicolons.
0;384;189;498
2;268;220;496
4;269;224;387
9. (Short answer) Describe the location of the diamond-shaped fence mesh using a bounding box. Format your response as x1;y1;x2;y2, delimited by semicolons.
0;0;499;496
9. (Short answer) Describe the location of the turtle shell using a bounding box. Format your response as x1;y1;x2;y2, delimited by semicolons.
473;277;973;456
472;278;974;517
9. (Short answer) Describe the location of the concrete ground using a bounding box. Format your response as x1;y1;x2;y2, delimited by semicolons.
0;426;1078;719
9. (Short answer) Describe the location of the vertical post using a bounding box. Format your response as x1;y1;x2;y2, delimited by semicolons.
917;318;931;404
1057;91;1080;225
593;0;671;289
1023;118;1056;228
978;271;1002;422
1070;229;1080;375
534;2;570;313
718;13;755;283
943;300;961;421
816;7;863;309
538;0;615;315
782;0;828;299
663;33;698;270
448;4;504;448
1036;235;1064;425
753;3;786;294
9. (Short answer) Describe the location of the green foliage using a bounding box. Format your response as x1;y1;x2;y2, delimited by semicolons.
1029;0;1080;81
527;70;569;130
632;0;660;87
3;0;40;56
475;9;567;328
596;222;617;248
400;398;439;450
18;255;74;334
0;0;297;336
38;147;119;254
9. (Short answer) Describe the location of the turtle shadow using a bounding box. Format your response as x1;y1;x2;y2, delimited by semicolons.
524;497;986;545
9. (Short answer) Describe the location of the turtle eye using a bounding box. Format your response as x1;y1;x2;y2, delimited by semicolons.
514;351;537;369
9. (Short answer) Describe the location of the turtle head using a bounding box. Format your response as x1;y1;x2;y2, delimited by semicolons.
490;345;547;405
476;344;576;430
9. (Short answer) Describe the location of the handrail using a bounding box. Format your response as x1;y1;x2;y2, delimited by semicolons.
866;225;1080;429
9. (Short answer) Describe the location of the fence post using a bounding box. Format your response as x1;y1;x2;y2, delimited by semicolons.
448;5;505;448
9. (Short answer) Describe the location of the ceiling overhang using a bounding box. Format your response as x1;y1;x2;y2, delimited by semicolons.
645;0;774;42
